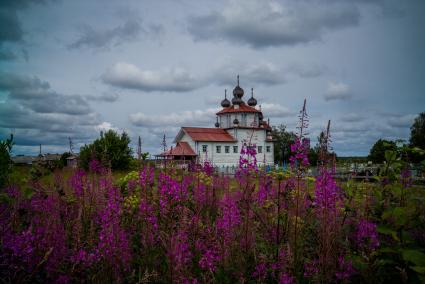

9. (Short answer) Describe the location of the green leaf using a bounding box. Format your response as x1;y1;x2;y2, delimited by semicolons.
401;250;425;266
410;266;425;275
393;207;408;227
385;150;397;162
377;225;399;241
377;246;398;254
22;187;34;199
0;192;12;204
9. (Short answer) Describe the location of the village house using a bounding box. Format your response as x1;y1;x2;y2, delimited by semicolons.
160;77;274;167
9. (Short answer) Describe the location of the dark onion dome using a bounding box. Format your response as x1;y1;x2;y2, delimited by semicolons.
215;117;220;127
232;96;243;105
233;85;244;98
233;118;239;125
233;75;244;98
247;88;257;106
221;89;230;108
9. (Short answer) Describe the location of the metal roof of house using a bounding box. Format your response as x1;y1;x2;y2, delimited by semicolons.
216;103;261;115
159;142;197;156
181;127;236;142
11;156;36;164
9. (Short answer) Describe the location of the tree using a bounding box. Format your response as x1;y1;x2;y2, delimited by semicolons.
272;124;296;165
368;139;397;164
0;134;14;188
59;152;72;168
410;112;425;149
79;130;132;170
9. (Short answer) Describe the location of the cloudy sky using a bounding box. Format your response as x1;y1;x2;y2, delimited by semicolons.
0;0;424;157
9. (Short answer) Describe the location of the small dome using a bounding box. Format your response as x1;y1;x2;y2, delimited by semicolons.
232;96;243;105
221;98;230;108
233;75;244;98
221;89;230;107
215;117;220;127
233;85;244;98
233;118;239;125
247;88;257;106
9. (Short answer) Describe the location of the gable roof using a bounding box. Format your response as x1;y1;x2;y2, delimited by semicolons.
180;127;236;142
216;103;261;115
159;142;197;156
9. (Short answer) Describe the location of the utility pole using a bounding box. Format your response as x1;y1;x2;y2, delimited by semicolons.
137;136;142;163
68;137;74;154
137;136;142;168
161;133;167;171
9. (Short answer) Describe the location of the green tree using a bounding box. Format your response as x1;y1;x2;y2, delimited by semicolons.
59;152;71;168
79;130;132;170
272;124;296;165
0;134;14;188
410;112;425;149
368;139;397;164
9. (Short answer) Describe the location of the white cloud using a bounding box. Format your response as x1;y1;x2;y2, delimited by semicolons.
129;108;219;127
258;103;292;118
95;122;118;132
324;82;351;101
102;62;203;92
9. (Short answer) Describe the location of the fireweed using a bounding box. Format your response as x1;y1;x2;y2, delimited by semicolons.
1;101;423;283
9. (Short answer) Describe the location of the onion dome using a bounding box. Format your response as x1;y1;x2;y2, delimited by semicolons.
233;118;239;125
215;117;220;128
247;88;257;106
232;96;243;105
233;75;244;99
221;89;230;108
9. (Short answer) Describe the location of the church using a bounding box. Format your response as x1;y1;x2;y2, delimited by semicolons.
159;76;274;167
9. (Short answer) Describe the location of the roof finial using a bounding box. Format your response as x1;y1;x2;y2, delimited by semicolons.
251;87;254;97
225;89;227;99
237;74;240;86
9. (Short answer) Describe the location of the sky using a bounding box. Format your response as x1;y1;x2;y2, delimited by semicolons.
0;0;424;157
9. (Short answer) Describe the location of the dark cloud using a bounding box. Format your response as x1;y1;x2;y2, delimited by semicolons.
68;20;162;49
0;0;50;46
0;49;17;61
187;0;360;48
85;92;119;102
0;72;91;115
0;9;24;44
0;72;108;150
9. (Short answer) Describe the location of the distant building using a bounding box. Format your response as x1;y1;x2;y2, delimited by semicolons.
160;77;274;167
66;155;79;168
11;155;36;165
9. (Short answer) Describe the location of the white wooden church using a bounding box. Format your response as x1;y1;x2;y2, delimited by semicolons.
160;76;274;167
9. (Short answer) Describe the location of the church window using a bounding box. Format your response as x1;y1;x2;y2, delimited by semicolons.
216;145;221;153
258;146;262;153
225;146;230;153
266;146;271;153
233;146;238;153
202;145;208;153
242;113;247;126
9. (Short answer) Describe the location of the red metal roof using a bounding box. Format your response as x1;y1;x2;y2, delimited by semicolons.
182;127;236;142
216;103;261;115
159;142;197;156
